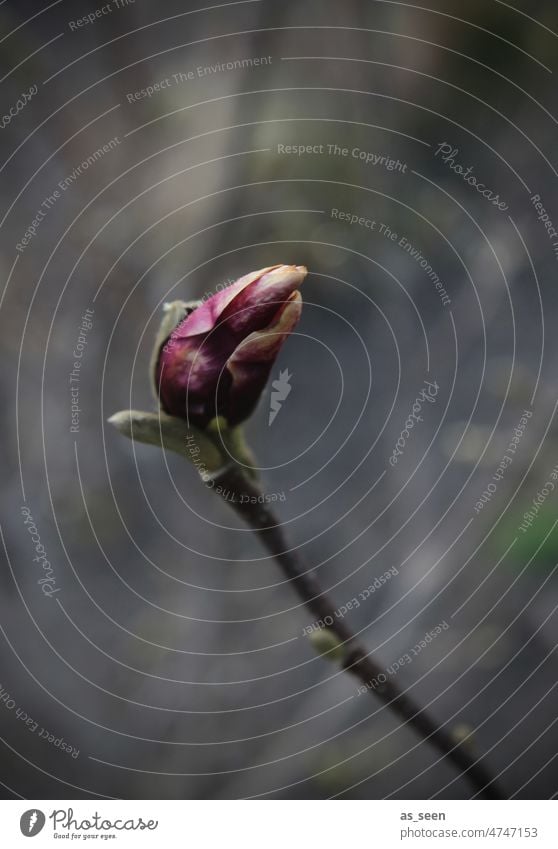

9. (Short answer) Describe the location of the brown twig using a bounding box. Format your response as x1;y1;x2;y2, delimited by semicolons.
213;463;502;799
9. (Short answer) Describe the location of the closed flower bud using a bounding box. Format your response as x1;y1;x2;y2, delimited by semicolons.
308;628;345;662
155;264;307;427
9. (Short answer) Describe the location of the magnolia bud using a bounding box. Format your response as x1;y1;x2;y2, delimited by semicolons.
155;264;306;428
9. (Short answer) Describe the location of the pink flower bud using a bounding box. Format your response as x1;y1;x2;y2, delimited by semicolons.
155;264;307;427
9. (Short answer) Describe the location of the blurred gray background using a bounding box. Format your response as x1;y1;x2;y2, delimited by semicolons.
1;0;558;799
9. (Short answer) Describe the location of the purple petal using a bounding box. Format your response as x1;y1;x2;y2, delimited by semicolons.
172;266;282;339
223;291;302;424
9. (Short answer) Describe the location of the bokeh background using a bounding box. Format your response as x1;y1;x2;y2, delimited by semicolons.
1;0;558;799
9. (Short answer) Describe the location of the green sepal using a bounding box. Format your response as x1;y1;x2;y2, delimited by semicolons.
206;418;259;480
107;409;224;471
